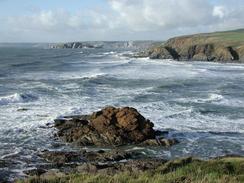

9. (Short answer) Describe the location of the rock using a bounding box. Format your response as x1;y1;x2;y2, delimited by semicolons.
81;150;141;162
117;159;166;172
214;47;234;62
148;46;174;59
146;43;239;62
0;170;12;183
237;45;244;62
76;159;166;175
54;107;171;147
141;138;179;146
40;151;83;164
40;149;141;165
0;159;9;168
17;108;29;112
192;53;208;61
38;149;149;176
23;168;47;176
76;163;98;173
40;169;65;179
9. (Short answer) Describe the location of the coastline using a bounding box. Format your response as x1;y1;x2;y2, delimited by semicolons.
17;107;244;183
18;154;244;183
138;29;244;63
1;45;244;182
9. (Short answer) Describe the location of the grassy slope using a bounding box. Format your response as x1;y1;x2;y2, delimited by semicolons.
171;29;244;47
206;29;244;43
18;157;244;183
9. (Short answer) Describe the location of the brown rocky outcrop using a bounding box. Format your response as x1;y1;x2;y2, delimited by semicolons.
237;45;244;61
54;106;177;147
145;42;240;62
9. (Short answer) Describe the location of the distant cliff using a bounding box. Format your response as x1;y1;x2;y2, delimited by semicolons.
140;29;244;63
50;41;157;50
49;42;103;49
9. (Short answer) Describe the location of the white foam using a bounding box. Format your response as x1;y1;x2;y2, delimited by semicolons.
197;93;224;103
177;93;224;104
15;71;107;81
103;51;116;55
1;149;20;159
0;93;38;105
60;72;106;80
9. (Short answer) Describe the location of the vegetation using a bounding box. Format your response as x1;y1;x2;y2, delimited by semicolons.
205;29;244;44
174;29;244;47
18;157;244;183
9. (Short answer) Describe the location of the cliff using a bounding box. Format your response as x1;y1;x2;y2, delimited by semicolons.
141;29;244;63
49;41;157;50
49;42;103;49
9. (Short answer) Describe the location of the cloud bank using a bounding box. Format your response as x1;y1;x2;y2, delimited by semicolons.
1;0;244;42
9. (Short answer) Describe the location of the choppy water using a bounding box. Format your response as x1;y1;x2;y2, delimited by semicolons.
0;44;244;180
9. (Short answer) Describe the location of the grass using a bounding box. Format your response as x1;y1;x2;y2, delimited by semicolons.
17;157;244;183
181;29;244;47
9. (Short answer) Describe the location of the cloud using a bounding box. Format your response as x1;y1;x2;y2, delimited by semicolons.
109;0;215;31
6;10;111;32
1;0;244;42
213;6;225;18
0;9;117;42
108;0;244;33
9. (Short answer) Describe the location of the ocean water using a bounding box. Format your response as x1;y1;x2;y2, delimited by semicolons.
0;44;244;180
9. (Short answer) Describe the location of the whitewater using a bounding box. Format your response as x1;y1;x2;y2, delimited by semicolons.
0;44;244;180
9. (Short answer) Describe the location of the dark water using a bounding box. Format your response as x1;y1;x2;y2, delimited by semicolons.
0;44;244;180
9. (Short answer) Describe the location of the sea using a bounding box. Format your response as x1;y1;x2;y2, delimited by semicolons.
0;42;244;181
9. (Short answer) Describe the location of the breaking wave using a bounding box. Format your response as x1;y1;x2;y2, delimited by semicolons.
0;93;38;105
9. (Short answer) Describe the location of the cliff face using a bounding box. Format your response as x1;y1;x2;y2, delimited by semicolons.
143;29;244;63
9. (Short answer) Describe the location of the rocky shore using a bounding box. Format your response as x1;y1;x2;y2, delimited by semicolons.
138;29;244;63
14;107;177;181
16;106;244;183
20;154;244;183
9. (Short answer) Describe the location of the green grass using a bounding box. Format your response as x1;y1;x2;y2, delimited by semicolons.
185;29;244;46
17;157;244;183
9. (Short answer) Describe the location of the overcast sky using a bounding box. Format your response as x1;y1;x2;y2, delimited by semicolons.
1;0;244;42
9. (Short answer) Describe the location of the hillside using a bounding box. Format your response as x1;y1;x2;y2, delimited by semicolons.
141;29;244;62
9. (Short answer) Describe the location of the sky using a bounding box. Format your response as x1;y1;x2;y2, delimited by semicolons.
1;0;244;42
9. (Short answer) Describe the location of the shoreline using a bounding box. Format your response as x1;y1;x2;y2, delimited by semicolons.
138;29;244;63
15;106;244;183
17;155;244;183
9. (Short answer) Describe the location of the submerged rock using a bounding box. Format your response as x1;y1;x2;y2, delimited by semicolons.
54;106;175;147
0;159;9;168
